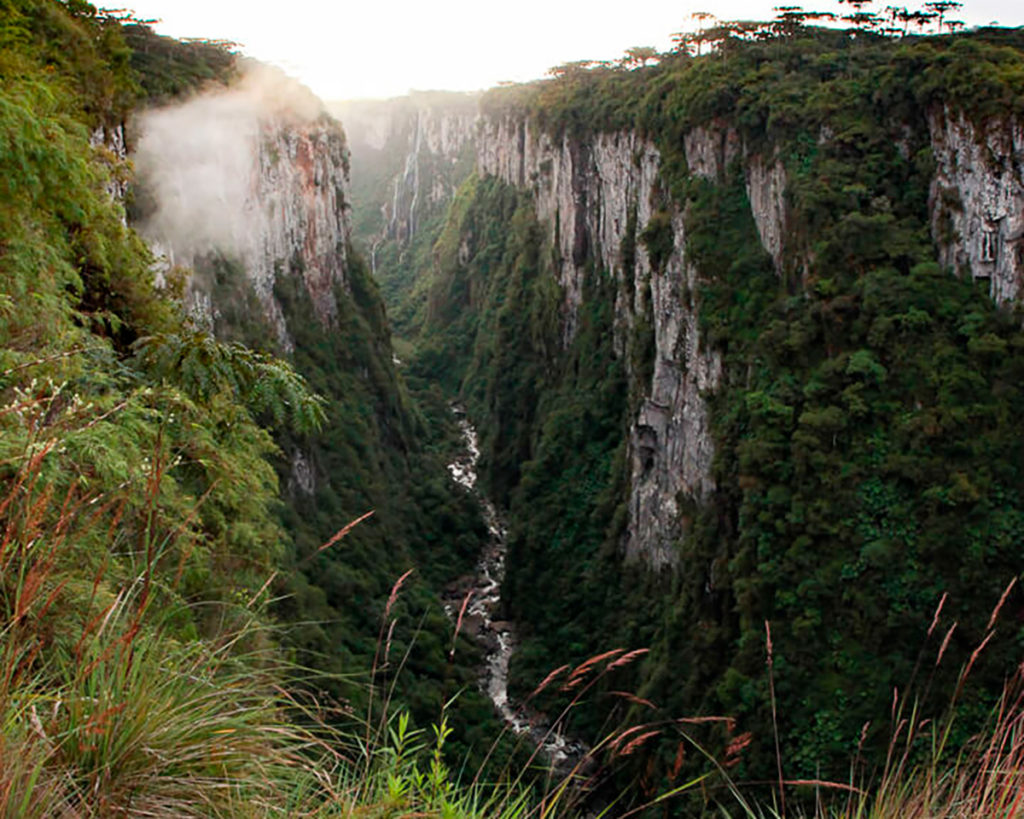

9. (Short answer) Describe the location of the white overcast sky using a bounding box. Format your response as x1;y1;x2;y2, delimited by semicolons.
120;0;1023;101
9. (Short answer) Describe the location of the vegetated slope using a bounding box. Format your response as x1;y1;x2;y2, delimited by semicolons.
0;3;332;811
0;0;287;630
0;0;505;790
122;28;509;761
409;23;1024;802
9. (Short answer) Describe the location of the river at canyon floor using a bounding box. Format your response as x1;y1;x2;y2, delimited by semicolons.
442;405;587;769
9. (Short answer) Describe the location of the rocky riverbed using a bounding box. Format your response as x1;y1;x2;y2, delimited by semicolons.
442;405;586;768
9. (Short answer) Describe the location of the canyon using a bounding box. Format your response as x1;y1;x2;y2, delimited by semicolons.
344;84;1024;571
123;22;1024;795
14;4;1024;813
331;36;1024;786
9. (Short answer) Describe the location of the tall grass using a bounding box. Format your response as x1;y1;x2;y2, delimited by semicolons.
724;677;1024;819
0;400;315;815
0;393;544;817
723;600;1024;819
5;396;1023;817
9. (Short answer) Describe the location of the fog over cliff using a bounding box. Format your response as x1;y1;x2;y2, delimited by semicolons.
132;61;352;348
133;62;325;264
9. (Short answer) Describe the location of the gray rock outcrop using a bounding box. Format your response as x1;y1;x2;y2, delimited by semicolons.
133;67;351;351
929;109;1024;304
477;117;731;568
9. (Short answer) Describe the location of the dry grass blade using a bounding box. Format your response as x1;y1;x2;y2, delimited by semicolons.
936;621;958;667
308;509;376;561
766;620;786;817
450;589;474;659
987;577;1016;632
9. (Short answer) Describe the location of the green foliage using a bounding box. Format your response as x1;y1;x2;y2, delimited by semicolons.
639;210;674;273
133;330;325;433
0;0;138;127
418;23;1024;809
121;23;237;103
0;471;302;816
0;1;303;621
635;161;1024;791
481;26;1024;153
188;250;508;770
12;1;1024;812
0;75;171;356
336;709;536;817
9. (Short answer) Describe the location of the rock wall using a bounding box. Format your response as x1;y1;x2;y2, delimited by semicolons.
745;153;788;274
333;94;478;255
477;117;733;568
681;122;788;276
678;110;1024;300
247;116;350;341
90;122;130;204
683;123;740;182
471;101;1024;568
133;70;351;351
384;107;478;244
478;118;661;344
628;208;722;567
929;110;1024;305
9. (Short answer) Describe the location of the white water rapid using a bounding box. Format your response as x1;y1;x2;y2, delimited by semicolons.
443;405;586;767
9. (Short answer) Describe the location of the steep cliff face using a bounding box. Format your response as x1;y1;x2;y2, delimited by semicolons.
472;102;1024;569
682;122;788;274
330;94;478;337
475;117;742;567
333;93;478;249
745;153;789;274
133;70;350;351
929;110;1024;304
381;106;479;245
477;119;658;344
250;117;351;332
90;122;130;204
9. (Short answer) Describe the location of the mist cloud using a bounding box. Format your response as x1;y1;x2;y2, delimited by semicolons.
133;61;326;265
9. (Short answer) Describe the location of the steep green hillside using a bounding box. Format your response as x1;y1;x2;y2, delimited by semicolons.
0;0;509;801
0;3;330;811
0;0;287;631
411;23;1024;805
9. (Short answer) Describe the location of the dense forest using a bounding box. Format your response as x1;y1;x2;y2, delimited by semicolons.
0;1;518;813
4;0;1024;815
363;14;1024;813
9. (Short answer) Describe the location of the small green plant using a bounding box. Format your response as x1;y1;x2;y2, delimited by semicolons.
0;428;539;817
